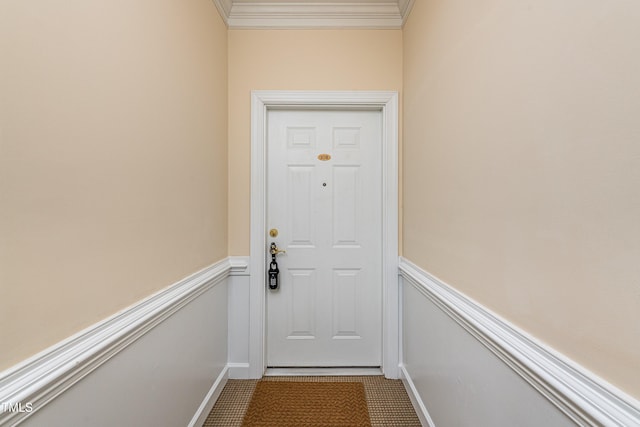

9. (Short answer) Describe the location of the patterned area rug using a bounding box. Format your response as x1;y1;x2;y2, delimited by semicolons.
241;381;371;426
203;376;421;426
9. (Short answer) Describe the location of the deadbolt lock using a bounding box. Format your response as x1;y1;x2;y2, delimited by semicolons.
269;228;278;238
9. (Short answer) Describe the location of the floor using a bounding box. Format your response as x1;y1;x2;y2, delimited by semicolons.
202;376;422;426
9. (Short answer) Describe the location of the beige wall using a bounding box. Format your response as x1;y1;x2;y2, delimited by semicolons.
403;0;640;398
0;0;228;369
228;29;403;255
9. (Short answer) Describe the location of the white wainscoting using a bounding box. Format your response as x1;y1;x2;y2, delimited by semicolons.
0;258;240;427
399;258;640;427
228;256;251;379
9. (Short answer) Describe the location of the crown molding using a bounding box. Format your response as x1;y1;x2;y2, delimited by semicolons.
212;0;232;25
398;0;415;26
212;1;405;29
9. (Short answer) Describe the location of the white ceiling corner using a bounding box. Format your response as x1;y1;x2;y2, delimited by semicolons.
212;0;414;29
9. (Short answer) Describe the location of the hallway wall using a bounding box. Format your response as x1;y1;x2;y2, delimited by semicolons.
403;0;640;398
227;29;403;255
0;0;228;370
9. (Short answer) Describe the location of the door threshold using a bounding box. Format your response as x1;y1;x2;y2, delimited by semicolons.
264;367;383;377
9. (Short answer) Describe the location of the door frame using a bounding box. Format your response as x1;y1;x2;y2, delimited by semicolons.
249;91;399;379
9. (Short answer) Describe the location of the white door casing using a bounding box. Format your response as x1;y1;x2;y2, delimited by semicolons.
249;91;399;379
266;109;382;367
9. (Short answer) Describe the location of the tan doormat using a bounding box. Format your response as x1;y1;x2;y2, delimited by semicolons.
241;381;372;427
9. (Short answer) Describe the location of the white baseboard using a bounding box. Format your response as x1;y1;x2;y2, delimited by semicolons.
399;365;435;427
227;363;251;379
188;365;229;427
399;257;640;427
0;258;233;427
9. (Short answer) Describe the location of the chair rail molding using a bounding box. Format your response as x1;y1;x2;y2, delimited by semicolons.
0;258;234;426
398;257;640;427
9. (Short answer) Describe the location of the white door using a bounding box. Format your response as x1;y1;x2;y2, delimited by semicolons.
266;109;383;367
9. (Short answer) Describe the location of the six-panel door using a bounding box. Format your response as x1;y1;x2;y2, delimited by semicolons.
267;109;383;367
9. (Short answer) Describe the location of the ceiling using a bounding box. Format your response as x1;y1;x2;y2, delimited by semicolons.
212;0;414;29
